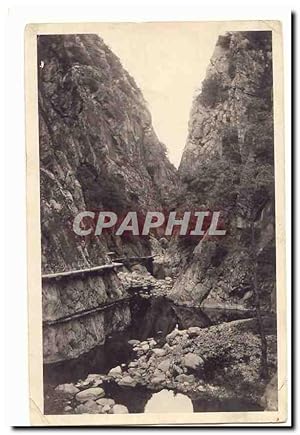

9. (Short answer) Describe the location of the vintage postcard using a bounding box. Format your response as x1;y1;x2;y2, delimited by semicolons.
25;21;287;425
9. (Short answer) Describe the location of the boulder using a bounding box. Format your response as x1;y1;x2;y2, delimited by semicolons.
112;404;129;414
96;398;115;407
141;343;150;352
108;366;122;376
183;353;204;370
118;376;136;387
75;399;101;414
175;374;195;384
151;374;166;385
55;383;79;396
157;359;171;372
102;405;111;413
83;374;103;387
128;361;138;368
153;368;162;377
173;364;183;375
148;338;157;347
128;339;140;346
166;329;180;344
152;348;167;357
75;387;105;403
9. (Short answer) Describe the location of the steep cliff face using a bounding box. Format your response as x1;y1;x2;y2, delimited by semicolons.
38;34;177;362
38;34;177;274
43;298;131;363
171;32;276;310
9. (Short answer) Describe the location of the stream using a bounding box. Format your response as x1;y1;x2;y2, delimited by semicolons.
44;295;264;414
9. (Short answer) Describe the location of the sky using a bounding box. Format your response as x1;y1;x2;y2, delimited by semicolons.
97;22;221;167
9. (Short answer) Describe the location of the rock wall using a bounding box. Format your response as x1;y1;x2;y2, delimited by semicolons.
43;302;131;363
42;270;125;322
38;34;177;361
42;267;131;363
38;34;177;273
170;32;276;311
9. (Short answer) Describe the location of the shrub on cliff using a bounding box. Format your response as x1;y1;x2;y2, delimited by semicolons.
198;74;228;108
216;34;231;49
241;31;272;51
221;127;241;163
187;159;240;210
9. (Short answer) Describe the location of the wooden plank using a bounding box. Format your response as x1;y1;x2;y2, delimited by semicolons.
42;262;124;280
114;256;153;261
43;295;131;325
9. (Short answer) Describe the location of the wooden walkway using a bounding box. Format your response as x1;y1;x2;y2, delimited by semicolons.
42;256;154;325
43;295;132;326
42;262;124;281
113;255;153;262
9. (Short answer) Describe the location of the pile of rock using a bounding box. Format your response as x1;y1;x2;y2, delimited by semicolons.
151;276;173;297
53;319;277;413
104;328;208;396
118;270;156;289
117;270;173;297
104;320;277;405
54;374;129;414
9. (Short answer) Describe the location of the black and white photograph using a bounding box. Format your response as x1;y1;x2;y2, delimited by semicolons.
24;20;287;425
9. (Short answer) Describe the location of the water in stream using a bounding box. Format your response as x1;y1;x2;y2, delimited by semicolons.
44;295;263;414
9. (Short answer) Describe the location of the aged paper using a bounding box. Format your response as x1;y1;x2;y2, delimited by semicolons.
25;21;287;425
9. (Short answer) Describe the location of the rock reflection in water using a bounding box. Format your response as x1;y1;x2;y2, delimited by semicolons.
172;305;211;329
43;295;267;414
145;390;193;413
44;296;257;386
130;296;177;342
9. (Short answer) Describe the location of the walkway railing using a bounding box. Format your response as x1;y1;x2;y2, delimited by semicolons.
42;262;124;281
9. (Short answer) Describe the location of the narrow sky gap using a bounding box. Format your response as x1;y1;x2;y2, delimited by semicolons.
97;23;220;168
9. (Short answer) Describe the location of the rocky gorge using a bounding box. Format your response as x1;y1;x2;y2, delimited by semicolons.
39;31;277;414
44;289;277;414
39;33;177;363
170;31;276;311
